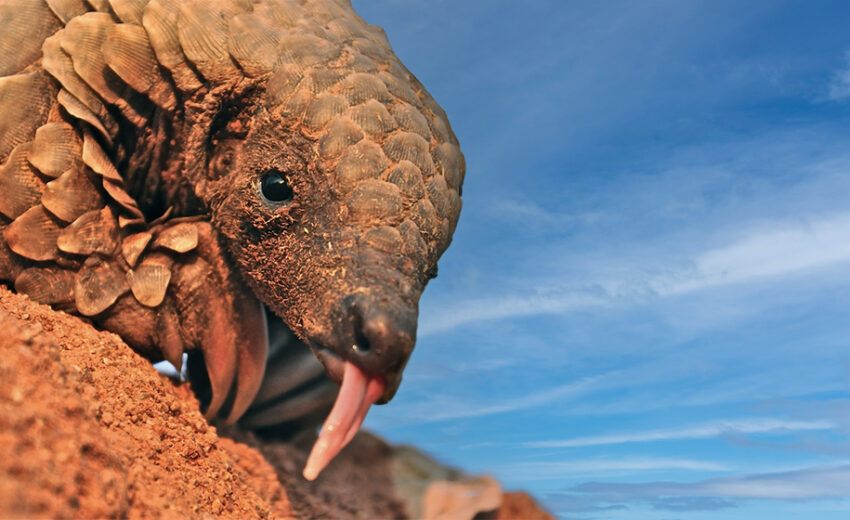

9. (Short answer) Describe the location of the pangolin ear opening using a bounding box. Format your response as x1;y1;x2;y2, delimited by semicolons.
205;91;259;181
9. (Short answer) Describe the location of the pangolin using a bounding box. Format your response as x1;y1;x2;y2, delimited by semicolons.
0;0;463;480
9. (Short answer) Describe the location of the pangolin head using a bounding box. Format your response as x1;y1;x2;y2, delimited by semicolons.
198;5;463;479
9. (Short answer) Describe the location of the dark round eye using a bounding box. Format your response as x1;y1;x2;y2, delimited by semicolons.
260;170;294;203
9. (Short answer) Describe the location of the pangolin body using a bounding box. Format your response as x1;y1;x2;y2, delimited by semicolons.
0;0;463;479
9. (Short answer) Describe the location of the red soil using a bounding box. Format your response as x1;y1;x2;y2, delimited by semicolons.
0;287;553;519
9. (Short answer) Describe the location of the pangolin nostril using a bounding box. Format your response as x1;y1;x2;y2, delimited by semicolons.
351;308;372;354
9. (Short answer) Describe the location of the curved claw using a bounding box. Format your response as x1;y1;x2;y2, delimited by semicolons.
200;298;238;419
223;298;269;424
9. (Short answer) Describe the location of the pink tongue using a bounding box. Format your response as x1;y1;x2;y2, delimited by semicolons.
302;361;385;480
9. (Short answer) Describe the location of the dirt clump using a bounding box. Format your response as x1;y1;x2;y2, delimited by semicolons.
0;287;292;519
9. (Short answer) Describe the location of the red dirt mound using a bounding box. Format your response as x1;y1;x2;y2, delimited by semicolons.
0;287;553;519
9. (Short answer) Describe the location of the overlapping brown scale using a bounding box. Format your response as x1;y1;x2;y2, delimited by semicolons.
335;139;388;190
384;132;433;176
28;123;83;178
399;219;428;263
74;258;129;316
277;33;341;69
347;179;403;222
0;143;46;220
42;167;105;223
426;175;452;220
81;132;144;218
142;0;204;92
46;0;91;25
318;116;364;160
15;267;76;307
252;0;301;28
61;13;126;104
387;160;425;201
347;52;379;75
43;33;112;120
127;253;172;307
409;199;439;244
4;205;62;262
434;218;452;257
363;226;403;254
302;0;348;25
378;70;422;108
103;24;167;102
280;88;313;120
326;18;365;41
265;64;303;106
339;72;393;106
176;0;243;83
0;71;55;162
349;100;397;138
121;230;152;267
227;14;281;77
55;90;113;144
81;132;121;182
0;0;62;76
308;69;344;94
44;29;117;139
57;206;119;256
102;179;144;219
351;37;388;64
109;0;146;24
390;102;431;141
303;93;348;131
364;24;392;49
427;110;453;144
153;222;199;253
433;142;465;192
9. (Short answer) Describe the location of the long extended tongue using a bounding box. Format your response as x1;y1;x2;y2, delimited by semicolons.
302;361;385;480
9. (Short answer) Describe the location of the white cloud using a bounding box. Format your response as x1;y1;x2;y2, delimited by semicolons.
368;373;607;426
567;463;850;502
503;457;732;481
525;418;836;448
827;51;850;101
660;212;850;295
421;211;850;336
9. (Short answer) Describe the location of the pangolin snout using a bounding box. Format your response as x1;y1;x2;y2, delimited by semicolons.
309;291;417;403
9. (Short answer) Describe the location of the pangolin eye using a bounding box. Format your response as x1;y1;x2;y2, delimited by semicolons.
260;170;294;203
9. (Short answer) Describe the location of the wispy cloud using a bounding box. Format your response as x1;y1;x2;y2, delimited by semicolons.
526;418;836;448
422;211;850;336
554;463;850;513
369;373;607;426
660;212;850;294
504;457;732;481
827;51;850;101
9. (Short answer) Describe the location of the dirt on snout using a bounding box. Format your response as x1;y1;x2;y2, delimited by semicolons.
0;287;554;519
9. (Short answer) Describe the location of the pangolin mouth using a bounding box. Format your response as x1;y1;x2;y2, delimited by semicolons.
302;351;386;480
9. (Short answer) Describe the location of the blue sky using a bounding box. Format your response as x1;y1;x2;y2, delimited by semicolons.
352;1;850;518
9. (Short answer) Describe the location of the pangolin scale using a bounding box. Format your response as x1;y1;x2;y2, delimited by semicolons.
0;0;463;479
